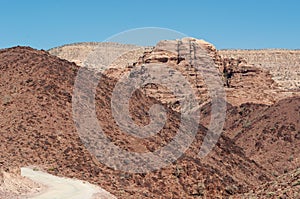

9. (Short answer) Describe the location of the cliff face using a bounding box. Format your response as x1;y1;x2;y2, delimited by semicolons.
219;49;300;90
104;38;295;113
49;39;299;107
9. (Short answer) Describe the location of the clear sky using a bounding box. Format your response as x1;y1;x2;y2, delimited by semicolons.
1;0;299;50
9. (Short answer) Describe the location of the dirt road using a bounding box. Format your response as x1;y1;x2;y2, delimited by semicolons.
21;167;116;199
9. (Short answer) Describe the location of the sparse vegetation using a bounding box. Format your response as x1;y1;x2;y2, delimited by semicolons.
243;120;252;128
292;180;300;187
1;39;299;199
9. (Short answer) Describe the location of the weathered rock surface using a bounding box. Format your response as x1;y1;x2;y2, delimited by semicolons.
0;39;299;198
0;46;279;198
219;49;300;90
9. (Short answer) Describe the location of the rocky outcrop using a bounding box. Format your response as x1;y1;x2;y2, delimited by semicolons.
49;40;299;108
105;38;289;111
219;49;300;90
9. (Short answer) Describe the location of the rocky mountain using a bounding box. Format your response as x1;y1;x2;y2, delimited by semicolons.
49;42;147;69
200;97;300;174
0;46;271;198
0;38;299;198
50;39;298;109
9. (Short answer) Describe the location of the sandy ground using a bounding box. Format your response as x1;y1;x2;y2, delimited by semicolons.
0;167;45;199
20;168;116;199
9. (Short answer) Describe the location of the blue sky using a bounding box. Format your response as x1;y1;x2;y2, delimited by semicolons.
1;0;299;49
